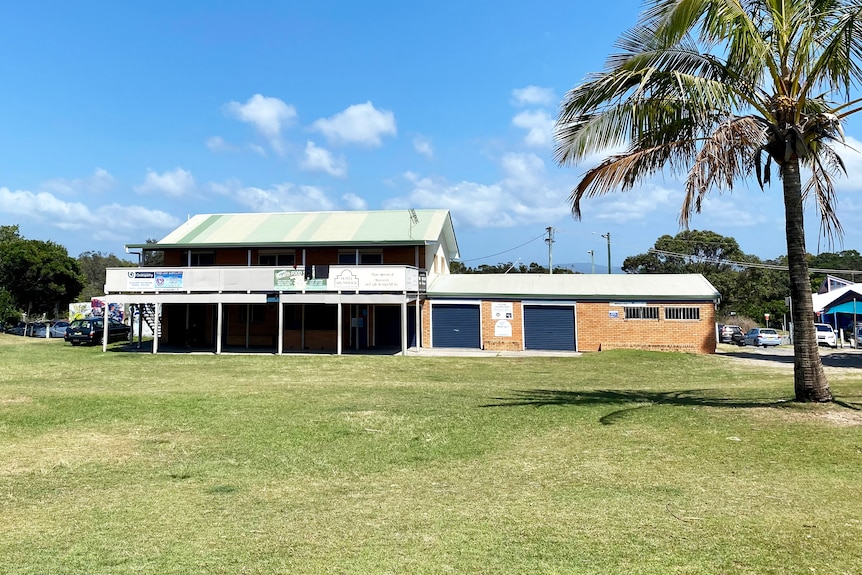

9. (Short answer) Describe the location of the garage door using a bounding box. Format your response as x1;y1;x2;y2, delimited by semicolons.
432;304;480;348
524;305;575;351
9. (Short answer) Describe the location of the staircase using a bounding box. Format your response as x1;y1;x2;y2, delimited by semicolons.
138;304;161;337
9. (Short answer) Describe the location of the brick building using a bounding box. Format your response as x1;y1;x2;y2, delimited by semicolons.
103;209;720;354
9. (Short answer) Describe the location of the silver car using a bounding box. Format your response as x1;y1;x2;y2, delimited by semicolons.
744;327;782;347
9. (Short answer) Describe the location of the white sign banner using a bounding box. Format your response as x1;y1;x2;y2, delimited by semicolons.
491;302;514;320
494;320;513;337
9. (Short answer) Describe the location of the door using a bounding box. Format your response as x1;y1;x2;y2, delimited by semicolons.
432;304;480;348
524;305;575;351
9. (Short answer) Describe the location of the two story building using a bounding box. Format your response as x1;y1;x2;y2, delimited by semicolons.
104;209;720;355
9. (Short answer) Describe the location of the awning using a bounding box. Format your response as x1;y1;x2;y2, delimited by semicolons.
824;300;862;315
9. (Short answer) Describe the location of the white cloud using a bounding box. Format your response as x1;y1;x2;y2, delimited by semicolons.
512;110;554;147
832;136;862;193
0;187;179;238
234;183;336;212
208;178;243;197
41;168;117;196
248;143;268;157
135;168;196;198
386;159;569;229
225;94;297;154
311;101;396;147
501;152;546;189
300;141;347;177
413;135;434;158
692;194;772;228
589;184;682;224
512;86;556;107
342;193;368;210
206;136;234;153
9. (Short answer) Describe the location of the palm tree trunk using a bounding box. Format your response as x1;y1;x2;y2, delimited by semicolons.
782;160;832;402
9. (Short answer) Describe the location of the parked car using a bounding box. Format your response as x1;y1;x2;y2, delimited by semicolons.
744;327;782;347
841;321;862;343
718;324;745;345
814;323;838;348
4;321;26;336
64;318;131;346
29;320;71;339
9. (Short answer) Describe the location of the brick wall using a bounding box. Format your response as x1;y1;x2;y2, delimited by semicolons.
481;301;523;351
576;302;716;354
421;298;717;354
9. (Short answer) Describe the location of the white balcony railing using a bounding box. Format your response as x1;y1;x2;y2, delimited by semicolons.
105;265;421;294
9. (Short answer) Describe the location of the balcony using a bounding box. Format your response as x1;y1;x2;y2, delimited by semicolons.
105;265;421;295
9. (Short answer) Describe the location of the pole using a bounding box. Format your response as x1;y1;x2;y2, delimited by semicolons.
587;250;595;274
545;226;554;274
601;232;611;274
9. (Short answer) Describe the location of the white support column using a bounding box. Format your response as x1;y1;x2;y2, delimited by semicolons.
415;297;421;349
216;302;223;355
102;319;108;353
337;301;343;355
153;304;160;354
277;301;284;355
401;298;408;356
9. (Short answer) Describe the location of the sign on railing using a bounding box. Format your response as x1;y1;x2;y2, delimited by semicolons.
108;265;420;294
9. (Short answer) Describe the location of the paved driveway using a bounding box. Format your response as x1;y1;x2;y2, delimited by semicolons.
717;343;862;371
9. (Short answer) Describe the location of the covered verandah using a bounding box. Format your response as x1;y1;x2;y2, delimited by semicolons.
103;292;421;356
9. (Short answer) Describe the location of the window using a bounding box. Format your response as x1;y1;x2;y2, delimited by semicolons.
259;253;295;266
338;251;383;265
239;305;266;324
360;253;382;264
624;306;659;320
665;307;700;320
183;251;214;266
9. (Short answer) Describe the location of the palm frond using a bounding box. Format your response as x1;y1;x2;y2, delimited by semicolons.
681;116;765;227
568;142;693;219
803;145;845;243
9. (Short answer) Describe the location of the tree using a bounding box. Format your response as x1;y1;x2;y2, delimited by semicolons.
553;1;862;402
808;250;862;289
77;251;136;302
0;236;85;318
142;238;165;267
623;230;746;314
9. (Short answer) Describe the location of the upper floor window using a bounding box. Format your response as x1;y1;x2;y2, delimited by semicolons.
338;251;383;265
183;250;214;266
259;253;295;266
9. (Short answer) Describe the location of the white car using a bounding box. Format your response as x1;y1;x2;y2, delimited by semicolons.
814;323;837;348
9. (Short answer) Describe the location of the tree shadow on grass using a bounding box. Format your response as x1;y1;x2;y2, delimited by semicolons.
482;388;861;424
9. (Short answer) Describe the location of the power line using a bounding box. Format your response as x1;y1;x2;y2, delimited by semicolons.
649;249;862;275
459;232;547;264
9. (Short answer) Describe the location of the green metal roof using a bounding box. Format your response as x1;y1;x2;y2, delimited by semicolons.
127;209;459;257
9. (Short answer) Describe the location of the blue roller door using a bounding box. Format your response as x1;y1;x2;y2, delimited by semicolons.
432;304;480;348
524;305;575;351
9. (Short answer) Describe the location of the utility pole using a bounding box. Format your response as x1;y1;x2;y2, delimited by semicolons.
601;232;611;274
545;226;555;274
587;250;595;274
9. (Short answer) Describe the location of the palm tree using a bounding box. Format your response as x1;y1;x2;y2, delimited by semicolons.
555;0;862;402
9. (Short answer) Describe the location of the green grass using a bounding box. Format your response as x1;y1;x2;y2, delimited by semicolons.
1;335;861;574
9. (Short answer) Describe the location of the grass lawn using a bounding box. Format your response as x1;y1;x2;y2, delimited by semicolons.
1;335;860;574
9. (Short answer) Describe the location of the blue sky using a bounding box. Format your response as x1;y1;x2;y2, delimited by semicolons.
2;1;862;271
